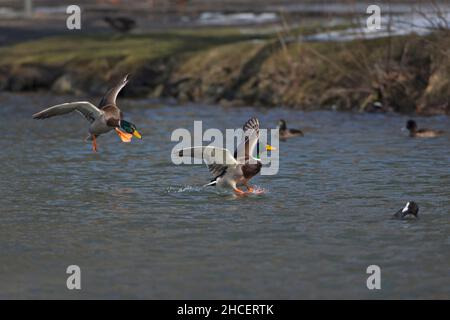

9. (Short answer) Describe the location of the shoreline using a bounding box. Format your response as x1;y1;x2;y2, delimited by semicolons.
2;91;448;119
1;28;449;115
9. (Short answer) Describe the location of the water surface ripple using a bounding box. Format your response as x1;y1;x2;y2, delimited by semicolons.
0;93;449;299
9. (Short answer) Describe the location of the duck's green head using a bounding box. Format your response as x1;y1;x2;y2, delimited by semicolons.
255;141;276;160
120;120;142;139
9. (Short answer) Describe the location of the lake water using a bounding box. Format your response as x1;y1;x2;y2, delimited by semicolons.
0;93;449;299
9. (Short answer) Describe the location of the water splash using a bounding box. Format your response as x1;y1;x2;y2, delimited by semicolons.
166;185;268;195
249;185;268;195
166;185;204;193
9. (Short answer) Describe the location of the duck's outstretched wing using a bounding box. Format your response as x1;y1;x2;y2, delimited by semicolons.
177;146;237;166
176;146;237;179
32;101;103;123
234;117;260;162
99;74;129;108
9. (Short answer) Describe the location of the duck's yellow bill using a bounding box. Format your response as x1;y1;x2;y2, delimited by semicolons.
133;130;142;139
266;145;276;151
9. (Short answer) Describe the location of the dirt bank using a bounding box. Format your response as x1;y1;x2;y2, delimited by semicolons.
0;28;449;114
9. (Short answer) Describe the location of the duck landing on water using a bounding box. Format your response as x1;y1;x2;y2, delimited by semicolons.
175;118;275;195
32;74;142;152
278;119;303;140
406;120;444;138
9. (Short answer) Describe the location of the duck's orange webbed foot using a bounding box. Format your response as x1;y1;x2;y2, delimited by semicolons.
245;185;255;193
233;187;248;196
92;135;98;152
115;128;132;143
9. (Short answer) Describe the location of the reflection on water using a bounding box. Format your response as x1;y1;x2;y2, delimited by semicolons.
0;93;449;299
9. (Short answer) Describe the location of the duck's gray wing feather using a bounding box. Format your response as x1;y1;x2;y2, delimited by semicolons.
32;101;103;123
175;146;237;181
99;74;129;108
234;117;260;161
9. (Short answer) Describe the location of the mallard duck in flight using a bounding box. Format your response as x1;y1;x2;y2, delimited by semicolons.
32;74;142;152
176;118;275;195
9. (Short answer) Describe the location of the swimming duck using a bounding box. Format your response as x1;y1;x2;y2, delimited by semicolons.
406;120;443;138
32;74;142;152
176;118;274;195
393;201;419;219
278;119;303;139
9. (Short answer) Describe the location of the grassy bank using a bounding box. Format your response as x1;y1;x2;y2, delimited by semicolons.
1;27;449;114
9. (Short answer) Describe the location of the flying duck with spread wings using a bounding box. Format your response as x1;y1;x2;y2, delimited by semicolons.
32;74;142;152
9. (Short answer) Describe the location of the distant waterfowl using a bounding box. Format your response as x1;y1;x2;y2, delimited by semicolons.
176;118;274;195
278;119;303;139
103;16;136;33
32;74;142;152
365;101;387;113
406;120;443;138
393;201;419;219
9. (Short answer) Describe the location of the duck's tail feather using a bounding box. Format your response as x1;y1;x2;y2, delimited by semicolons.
203;180;217;187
